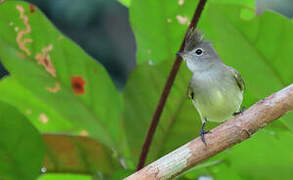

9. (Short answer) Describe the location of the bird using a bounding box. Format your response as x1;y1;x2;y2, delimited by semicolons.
176;28;245;144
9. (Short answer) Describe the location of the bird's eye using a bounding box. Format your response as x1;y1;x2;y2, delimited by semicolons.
195;48;203;56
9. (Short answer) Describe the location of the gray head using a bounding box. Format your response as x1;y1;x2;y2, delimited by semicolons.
177;28;222;72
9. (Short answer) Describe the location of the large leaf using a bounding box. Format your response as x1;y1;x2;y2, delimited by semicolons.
0;77;74;132
43;134;120;176
0;101;44;180
179;161;242;180
0;80;125;176
129;0;196;64
129;0;254;65
226;129;293;180
0;1;122;149
38;174;91;180
124;0;293;176
210;0;255;8
118;0;131;7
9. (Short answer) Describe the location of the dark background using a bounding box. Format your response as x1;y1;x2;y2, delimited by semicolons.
0;0;292;89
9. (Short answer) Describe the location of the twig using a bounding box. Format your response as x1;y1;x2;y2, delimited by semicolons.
136;0;208;171
127;84;293;179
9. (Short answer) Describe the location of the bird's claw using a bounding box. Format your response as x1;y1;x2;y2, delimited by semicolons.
233;107;246;116
199;118;211;145
200;126;210;145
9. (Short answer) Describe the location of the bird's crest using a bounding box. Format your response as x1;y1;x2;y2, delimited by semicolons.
184;28;204;51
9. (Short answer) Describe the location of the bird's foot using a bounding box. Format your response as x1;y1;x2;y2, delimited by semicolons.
200;119;210;145
200;128;210;145
233;106;246;116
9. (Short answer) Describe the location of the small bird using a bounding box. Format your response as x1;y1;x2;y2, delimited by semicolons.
177;28;245;144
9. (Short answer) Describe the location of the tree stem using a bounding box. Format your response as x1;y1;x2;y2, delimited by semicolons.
136;0;208;171
127;84;293;180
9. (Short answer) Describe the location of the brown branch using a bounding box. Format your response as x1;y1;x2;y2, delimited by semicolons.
127;84;293;180
137;0;208;171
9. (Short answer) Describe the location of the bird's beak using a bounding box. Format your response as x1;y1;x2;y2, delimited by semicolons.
176;51;187;60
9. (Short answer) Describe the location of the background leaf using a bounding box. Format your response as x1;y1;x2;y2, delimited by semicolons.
0;1;122;149
0;101;44;180
129;0;254;65
129;0;196;64
0;77;74;132
38;174;91;180
226;129;293;180
43;134;120;176
210;0;255;8
118;0;131;7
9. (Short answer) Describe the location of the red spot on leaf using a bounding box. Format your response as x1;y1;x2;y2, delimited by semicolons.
71;76;86;95
29;4;35;13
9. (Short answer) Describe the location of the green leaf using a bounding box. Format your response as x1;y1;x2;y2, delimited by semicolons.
43;134;120;176
38;174;91;180
0;77;74;132
0;101;44;180
181;163;242;180
129;0;197;64
109;169;134;180
118;0;131;7
227;128;293;180
0;1;122;149
210;0;255;8
130;0;253;65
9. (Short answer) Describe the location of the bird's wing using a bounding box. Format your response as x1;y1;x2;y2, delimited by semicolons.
229;67;245;91
187;80;195;100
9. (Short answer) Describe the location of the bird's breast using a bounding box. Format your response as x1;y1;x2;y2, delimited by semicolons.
191;72;243;122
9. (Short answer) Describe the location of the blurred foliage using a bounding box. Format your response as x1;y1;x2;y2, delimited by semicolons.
22;0;136;88
129;0;255;65
129;0;192;64
39;174;91;180
0;1;122;148
210;0;255;10
43;134;120;176
0;101;44;180
256;0;293;18
0;0;293;180
118;0;131;7
0;1;123;179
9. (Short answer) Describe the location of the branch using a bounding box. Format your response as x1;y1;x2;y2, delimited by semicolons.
127;84;293;180
137;0;208;170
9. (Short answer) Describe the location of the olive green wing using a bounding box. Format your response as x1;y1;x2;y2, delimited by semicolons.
229;67;245;91
187;81;195;100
